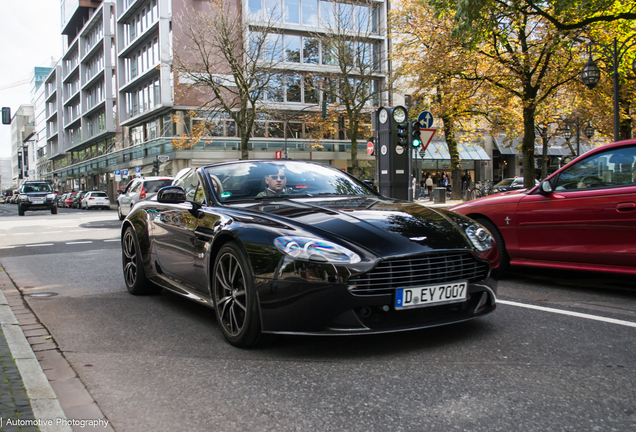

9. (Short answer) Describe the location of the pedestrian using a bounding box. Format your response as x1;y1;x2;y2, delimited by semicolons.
425;175;434;197
412;177;418;200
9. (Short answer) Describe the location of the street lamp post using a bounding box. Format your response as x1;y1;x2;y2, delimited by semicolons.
579;36;636;142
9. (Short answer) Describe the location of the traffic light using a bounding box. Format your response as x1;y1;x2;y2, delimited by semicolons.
397;120;409;148
153;159;160;175
1;107;10;125
410;120;421;147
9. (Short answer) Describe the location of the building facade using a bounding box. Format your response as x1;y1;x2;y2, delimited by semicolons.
41;0;390;199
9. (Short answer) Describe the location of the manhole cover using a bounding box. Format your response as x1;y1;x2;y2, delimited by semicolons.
28;292;58;298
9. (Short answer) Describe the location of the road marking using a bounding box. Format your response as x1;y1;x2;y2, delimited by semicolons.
0;246;16;249
14;233;33;235
25;244;54;247
66;241;93;245
69;230;86;232
103;239;119;242
498;299;636;329
47;231;62;234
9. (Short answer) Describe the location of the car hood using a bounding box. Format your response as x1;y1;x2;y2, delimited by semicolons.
450;188;528;213
237;197;474;258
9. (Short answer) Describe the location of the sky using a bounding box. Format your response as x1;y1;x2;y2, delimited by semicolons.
0;0;63;158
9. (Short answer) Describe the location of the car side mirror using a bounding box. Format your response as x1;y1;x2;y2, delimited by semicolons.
157;186;187;204
540;180;553;194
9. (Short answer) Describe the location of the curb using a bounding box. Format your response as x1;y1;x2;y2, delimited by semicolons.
0;266;114;432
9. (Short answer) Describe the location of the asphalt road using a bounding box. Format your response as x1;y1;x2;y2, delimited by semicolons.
1;202;635;431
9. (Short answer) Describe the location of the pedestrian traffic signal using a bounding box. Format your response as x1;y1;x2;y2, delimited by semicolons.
153;159;160;175
411;120;421;147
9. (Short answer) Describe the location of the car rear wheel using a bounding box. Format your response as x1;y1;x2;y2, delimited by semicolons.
122;227;162;295
212;242;267;348
474;217;509;275
18;205;24;216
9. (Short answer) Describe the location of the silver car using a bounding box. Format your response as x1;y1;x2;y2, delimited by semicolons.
117;176;173;220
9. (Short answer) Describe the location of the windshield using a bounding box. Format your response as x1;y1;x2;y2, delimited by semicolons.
22;183;52;193
204;161;376;203
494;179;514;187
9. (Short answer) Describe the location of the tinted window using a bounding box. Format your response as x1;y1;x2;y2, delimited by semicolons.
92;192;108;197
144;180;172;193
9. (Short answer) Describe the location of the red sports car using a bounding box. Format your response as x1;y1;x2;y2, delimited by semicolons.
451;139;636;276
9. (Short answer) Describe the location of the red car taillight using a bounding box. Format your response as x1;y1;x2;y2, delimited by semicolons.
139;186;146;200
89;197;95;200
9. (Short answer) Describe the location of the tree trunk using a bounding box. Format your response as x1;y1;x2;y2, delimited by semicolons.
522;105;537;188
350;119;359;178
541;133;548;180
441;113;463;200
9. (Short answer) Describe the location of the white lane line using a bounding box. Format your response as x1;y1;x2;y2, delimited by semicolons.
25;244;54;247
69;229;86;232
498;299;636;329
14;233;34;235
47;231;62;234
66;241;93;245
0;246;16;249
103;239;119;242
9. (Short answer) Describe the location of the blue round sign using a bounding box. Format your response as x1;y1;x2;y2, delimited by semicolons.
417;111;434;129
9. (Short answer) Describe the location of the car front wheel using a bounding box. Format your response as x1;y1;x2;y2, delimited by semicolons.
117;204;125;221
18;205;25;216
212;242;265;348
122;227;161;295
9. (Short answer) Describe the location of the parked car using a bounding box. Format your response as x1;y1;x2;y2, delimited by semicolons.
117;176;173;220
56;193;67;207
16;181;57;215
72;191;88;208
0;195;4;204
450;139;636;276
64;192;77;208
491;177;539;194
120;161;498;347
81;191;111;210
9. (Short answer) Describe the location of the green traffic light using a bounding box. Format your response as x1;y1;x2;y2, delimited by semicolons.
412;139;422;147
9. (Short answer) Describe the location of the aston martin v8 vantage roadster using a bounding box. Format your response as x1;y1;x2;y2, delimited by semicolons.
121;160;498;347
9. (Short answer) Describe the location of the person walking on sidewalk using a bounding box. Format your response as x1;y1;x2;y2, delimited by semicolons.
425;175;434;197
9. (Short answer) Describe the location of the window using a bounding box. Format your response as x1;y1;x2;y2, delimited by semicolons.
555;146;636;190
285;35;301;62
284;0;299;23
302;0;318;25
303;37;319;64
286;75;301;102
304;76;319;103
268;74;284;102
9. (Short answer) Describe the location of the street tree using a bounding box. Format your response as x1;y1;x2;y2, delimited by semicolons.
390;2;499;199
307;2;387;178
170;0;283;159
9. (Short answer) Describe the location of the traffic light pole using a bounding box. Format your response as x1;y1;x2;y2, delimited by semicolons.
407;121;413;201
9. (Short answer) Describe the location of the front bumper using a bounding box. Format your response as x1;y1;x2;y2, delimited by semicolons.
256;258;497;335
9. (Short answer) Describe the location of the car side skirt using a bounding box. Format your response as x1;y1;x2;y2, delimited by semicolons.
510;259;636;276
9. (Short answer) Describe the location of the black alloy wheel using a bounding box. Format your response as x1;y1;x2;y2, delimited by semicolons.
122;227;161;295
213;242;265;348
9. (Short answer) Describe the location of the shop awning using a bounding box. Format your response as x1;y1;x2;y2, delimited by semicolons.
415;142;491;161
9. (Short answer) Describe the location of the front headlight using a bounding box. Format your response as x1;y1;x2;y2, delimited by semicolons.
274;236;361;264
465;224;493;252
46;194;55;200
19;194;28;201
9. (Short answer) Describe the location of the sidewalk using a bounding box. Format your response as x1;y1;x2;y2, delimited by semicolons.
0;266;113;432
414;196;464;209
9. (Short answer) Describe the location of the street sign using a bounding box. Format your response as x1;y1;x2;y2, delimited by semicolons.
122;169;129;178
157;155;169;162
135;166;141;173
275;151;282;159
419;129;437;153
115;169;121;182
367;141;374;155
417;111;434;129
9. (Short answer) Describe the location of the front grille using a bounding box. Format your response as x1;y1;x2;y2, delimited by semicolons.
349;252;490;296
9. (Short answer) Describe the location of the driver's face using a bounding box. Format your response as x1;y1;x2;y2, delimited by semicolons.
266;169;286;192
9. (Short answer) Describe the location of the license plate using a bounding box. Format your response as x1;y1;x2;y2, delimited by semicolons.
32;199;44;204
395;281;468;310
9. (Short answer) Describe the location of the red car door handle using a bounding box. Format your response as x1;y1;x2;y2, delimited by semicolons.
616;202;636;212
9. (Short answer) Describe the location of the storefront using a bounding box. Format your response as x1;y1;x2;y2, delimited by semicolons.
413;142;491;189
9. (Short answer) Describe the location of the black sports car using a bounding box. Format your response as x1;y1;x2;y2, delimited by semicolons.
121;160;498;347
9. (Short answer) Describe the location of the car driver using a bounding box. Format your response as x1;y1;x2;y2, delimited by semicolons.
256;167;288;198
